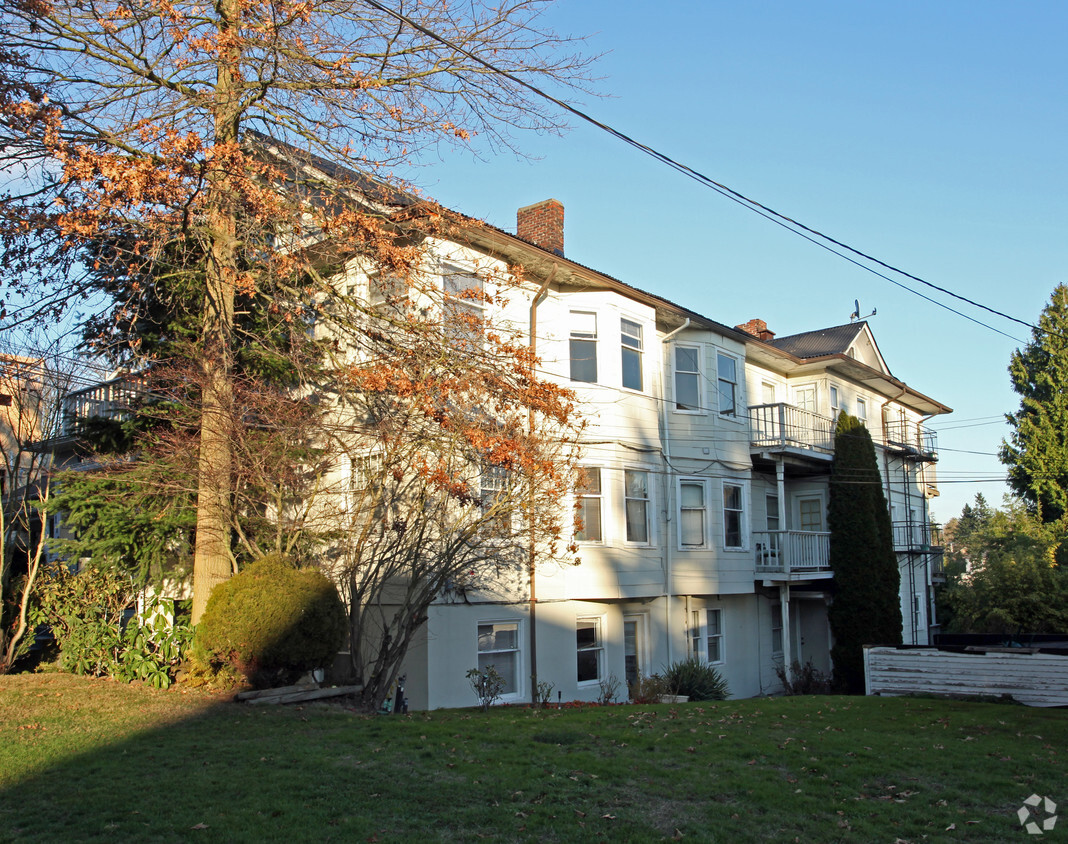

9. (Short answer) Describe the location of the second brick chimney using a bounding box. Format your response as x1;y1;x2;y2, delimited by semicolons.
735;318;776;341
517;199;564;256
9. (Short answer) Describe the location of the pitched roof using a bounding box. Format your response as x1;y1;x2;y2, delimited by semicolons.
767;322;866;358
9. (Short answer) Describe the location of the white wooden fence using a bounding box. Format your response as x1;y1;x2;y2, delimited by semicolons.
864;645;1068;707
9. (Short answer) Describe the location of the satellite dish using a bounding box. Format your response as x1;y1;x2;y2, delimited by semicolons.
850;299;860;321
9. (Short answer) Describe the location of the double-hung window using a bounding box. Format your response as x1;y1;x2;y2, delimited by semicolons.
770;604;783;655
575;468;602;542
717;352;737;416
624;469;650;544
829;385;841;419
481;465;511;537
856;396;867;422
570;312;598;383
679;480;706;548
705;609;724;664
576;618;603;683
621;319;643;391
444;268;484;347
674;345;700;411
722;482;746;549
477;622;519;696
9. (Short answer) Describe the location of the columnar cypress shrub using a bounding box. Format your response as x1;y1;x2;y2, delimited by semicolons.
827;413;902;693
194;554;346;687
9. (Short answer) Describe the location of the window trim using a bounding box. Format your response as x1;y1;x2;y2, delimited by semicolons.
623;468;652;545
705;608;725;665
569;311;598;384
673;344;702;413
716;351;740;418
576;616;605;685
829;384;841;419
855;396;868;422
477;620;522;700
620;317;644;392
442;263;486;346
770;603;784;656
677;477;708;550
721;479;749;551
574;466;603;544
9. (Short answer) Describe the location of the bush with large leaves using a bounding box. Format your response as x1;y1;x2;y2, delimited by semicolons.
194;555;345;687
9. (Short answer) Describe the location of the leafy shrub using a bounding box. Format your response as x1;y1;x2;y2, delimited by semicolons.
629;672;667;704
194;555;346;687
774;660;832;696
664;657;730;701
30;564;190;688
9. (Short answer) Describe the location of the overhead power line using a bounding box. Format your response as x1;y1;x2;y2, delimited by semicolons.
364;0;1037;343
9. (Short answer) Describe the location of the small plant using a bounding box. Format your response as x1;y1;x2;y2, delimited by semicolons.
774;660;832;695
597;672;622;705
664;657;730;701
629;672;667;704
466;665;505;711
534;679;555;708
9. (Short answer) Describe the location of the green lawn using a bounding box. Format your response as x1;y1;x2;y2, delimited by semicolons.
1;673;1065;842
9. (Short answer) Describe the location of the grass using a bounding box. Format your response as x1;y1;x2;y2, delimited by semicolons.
1;673;1066;842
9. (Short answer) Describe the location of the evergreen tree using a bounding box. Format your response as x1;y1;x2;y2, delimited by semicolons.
827;413;902;693
1001;284;1068;523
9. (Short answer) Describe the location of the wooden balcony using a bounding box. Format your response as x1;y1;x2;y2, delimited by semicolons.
61;376;147;436
748;403;835;465
753;530;832;580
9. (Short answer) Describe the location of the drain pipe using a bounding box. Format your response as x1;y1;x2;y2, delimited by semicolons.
527;266;556;703
660;318;690;664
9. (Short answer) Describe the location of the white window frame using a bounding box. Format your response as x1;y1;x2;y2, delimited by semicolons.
770;603;783;656
569;311;598;384
574;466;603;543
677;477;708;549
721;480;749;551
716;351;740;417
705;608;724;665
480;464;512;538
797;495;824;533
477;620;521;699
794;383;817;414
624;468;652;545
620;318;644;392
576;616;605;685
829;384;841;419
856;396;868;422
443;264;485;345
673;344;702;412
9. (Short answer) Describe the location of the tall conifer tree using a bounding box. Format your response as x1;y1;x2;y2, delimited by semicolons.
827;413;902;693
1001;284;1068;523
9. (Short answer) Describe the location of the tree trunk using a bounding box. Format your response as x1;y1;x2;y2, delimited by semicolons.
191;4;241;624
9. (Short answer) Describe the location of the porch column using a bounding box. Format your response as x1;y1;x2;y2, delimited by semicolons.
776;458;787;570
779;584;793;684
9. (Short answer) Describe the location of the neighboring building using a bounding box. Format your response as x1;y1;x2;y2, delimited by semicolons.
46;186;951;709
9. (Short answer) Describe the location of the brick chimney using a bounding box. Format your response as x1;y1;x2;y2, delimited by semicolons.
735;318;776;341
517;199;564;256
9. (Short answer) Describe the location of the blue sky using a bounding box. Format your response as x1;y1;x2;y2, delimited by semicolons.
404;0;1068;524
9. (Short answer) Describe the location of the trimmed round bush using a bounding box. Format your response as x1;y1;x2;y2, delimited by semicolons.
664;657;730;701
194;554;346;687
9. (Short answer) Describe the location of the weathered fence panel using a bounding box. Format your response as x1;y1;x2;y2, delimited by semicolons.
864;645;1068;707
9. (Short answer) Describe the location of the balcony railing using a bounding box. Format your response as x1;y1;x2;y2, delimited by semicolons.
748;404;835;454
884;419;938;459
61;376;147;436
753;530;832;576
891;521;944;552
750;403;939;463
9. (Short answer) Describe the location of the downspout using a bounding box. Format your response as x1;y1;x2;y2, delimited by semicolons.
659;318;690;665
527;266;555;704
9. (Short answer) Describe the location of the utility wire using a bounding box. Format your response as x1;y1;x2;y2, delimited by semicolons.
363;0;1036;343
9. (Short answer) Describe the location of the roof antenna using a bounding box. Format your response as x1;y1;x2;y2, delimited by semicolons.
850;299;877;322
